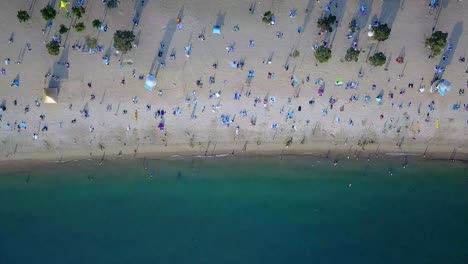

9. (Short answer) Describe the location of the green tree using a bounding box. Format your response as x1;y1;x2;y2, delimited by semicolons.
40;5;56;21
59;24;69;34
315;46;332;63
72;6;85;19
369;52;386;66
17;10;31;23
345;47;360;62
317;14;337;32
113;30;135;53
92;19;102;28
262;11;274;24
425;31;448;56
373;24;391;42
46;40;60;55
86;36;98;48
75;22;86;32
348;19;357;33
107;0;119;9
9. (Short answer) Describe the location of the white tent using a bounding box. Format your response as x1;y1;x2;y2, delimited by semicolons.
144;74;157;91
43;88;59;104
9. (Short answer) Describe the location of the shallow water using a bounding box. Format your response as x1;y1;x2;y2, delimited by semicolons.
0;156;466;264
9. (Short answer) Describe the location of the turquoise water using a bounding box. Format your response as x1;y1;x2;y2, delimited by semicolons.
0;156;466;264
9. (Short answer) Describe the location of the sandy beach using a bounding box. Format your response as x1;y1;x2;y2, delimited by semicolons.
0;0;467;163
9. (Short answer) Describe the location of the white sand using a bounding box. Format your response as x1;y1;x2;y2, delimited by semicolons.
0;0;466;162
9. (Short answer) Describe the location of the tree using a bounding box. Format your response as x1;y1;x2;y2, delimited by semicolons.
317;14;337;32
262;11;274;24
86;36;98;48
72;6;85;19
75;22;86;32
40;5;56;21
369;52;386;66
315;46;332;63
425;31;448;56
46;40;60;55
113;30;135;53
107;0;119;9
345;47;360;62
373;24;391;42
348;19;357;33
59;24;69;34
290;49;300;58
92;19;102;28
17;10;30;23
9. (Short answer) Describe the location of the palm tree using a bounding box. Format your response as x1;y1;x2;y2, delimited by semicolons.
92;19;102;28
17;10;31;23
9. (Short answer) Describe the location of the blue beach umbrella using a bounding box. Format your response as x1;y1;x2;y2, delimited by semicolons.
144;74;157;91
436;79;451;96
212;26;221;34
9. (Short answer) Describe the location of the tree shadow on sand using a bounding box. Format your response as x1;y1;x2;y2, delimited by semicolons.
49;0;57;8
149;17;177;75
48;45;70;92
215;11;226;27
132;0;149;30
331;0;347;28
301;0;315;32
29;0;38;14
379;0;401;29
177;5;184;21
329;0;348;46
432;21;463;82
104;41;113;58
353;0;373;40
398;46;405;58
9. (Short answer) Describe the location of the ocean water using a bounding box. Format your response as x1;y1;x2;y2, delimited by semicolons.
0;156;466;264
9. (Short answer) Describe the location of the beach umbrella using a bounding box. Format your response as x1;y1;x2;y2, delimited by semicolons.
335;78;343;86
315;78;324;85
367;24;374;37
11;79;19;87
435;79;451;96
144;74;157;91
43;88;59;104
158;122;165;132
230;61;238;68
212;26;221;34
60;0;70;11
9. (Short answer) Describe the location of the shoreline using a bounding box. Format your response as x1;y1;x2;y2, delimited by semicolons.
1;138;466;169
